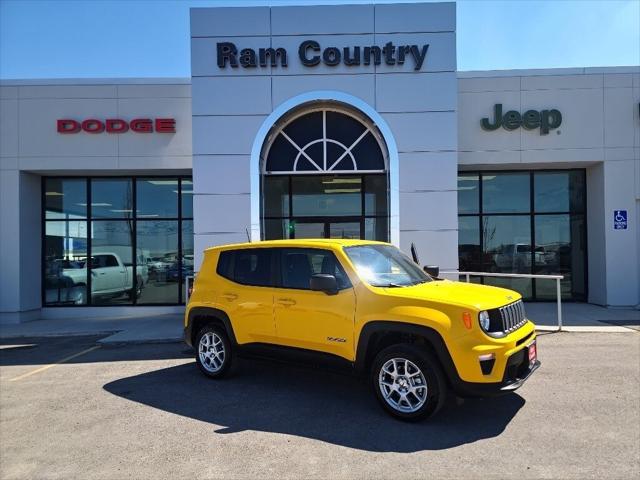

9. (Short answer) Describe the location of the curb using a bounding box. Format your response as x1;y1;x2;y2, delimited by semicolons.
536;325;638;333
97;337;183;346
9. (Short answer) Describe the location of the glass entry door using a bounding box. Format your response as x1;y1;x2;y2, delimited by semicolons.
262;174;389;242
292;219;361;239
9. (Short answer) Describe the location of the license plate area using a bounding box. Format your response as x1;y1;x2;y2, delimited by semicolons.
527;339;537;367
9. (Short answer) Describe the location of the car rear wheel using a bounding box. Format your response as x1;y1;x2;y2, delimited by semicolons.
195;325;233;378
371;344;446;421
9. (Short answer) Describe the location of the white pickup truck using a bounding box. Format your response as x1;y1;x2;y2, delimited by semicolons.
47;252;147;304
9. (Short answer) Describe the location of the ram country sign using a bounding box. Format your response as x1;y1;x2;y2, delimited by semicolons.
481;104;562;135
57;118;176;134
216;41;429;70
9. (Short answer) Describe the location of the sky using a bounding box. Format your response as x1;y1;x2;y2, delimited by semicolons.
0;0;638;79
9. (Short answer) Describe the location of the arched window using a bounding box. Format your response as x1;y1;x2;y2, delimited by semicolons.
263;106;387;174
261;103;389;242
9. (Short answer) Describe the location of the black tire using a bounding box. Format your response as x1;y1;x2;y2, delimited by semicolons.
371;344;447;422
194;324;234;379
127;276;144;300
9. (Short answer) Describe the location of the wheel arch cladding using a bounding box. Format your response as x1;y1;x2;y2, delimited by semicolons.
355;321;458;382
187;307;237;347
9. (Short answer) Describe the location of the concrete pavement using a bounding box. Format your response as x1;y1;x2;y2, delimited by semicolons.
0;303;637;344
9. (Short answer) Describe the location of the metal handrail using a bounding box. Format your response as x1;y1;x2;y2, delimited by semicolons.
440;271;565;331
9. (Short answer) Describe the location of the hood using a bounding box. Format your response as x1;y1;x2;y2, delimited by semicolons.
380;279;520;311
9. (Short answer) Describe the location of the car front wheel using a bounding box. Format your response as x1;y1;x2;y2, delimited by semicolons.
371;344;446;421
195;325;233;378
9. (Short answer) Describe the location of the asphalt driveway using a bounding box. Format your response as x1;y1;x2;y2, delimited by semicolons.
0;332;638;479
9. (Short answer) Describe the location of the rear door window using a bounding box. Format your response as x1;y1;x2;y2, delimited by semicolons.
216;248;273;287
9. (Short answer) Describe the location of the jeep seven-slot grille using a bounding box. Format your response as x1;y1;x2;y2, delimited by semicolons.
498;300;527;333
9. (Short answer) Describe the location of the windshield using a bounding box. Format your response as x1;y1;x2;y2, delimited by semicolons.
344;244;431;287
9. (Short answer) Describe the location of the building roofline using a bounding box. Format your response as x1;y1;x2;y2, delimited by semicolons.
0;77;191;86
2;65;638;85
458;66;640;78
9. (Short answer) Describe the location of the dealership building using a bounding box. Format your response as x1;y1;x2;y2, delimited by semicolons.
1;2;639;323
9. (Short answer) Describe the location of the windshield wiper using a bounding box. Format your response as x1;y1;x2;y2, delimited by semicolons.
376;282;407;288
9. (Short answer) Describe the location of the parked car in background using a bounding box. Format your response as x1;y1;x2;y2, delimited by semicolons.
45;253;146;304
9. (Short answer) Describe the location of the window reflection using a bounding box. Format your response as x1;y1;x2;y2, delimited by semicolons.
136;221;179;304
45;179;86;219
292;176;362;217
482;173;529;213
91;179;133;219
90;221;134;305
458;170;586;301
457;174;479;214
136;179;178;218
44;176;193;306
44;221;88;305
181;180;193;218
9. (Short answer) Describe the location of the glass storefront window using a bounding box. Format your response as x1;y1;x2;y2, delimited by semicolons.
45;178;87;220
458;170;586;301
91;179;133;219
181;180;194;218
90;221;133;305
136;179;179;218
43;176;192;306
482;172;530;213
137;221;179;304
458;216;481;272
534;171;585;213
181;220;194;293
44;221;88;305
457;174;479;214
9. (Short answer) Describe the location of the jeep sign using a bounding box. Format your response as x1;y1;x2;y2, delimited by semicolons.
481;104;562;135
57;118;176;134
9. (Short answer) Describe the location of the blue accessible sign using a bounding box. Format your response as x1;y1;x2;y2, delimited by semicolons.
614;210;628;230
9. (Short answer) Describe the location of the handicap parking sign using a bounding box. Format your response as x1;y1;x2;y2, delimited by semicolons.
614;210;627;230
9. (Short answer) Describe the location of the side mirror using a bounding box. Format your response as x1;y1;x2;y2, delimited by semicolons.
424;265;439;278
310;274;338;295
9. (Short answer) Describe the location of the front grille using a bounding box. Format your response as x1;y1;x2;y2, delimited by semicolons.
498;300;527;333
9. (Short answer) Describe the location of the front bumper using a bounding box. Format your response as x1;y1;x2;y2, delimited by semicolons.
451;343;540;397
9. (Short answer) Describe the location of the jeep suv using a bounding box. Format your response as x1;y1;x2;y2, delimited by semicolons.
184;240;539;421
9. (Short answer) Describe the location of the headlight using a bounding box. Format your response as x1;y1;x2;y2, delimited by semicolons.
479;310;490;331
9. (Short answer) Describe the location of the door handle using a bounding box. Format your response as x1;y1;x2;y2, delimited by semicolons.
277;298;296;306
221;292;238;301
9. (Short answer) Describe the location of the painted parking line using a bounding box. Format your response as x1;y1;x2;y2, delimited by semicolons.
8;345;101;382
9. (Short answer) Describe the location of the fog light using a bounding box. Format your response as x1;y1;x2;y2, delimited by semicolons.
479;353;496;375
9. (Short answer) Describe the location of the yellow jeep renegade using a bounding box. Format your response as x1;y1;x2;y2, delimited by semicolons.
184;239;539;421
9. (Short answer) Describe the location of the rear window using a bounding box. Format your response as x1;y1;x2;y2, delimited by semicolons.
216;249;272;287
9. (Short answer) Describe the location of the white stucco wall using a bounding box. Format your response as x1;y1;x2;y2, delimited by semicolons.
457;67;640;306
190;2;459;273
0;79;192;322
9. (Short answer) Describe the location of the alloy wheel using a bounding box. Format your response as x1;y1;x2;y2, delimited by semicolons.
378;357;428;413
198;332;226;373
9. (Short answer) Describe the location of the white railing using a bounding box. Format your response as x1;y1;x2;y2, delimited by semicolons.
185;275;194;303
440;271;565;331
